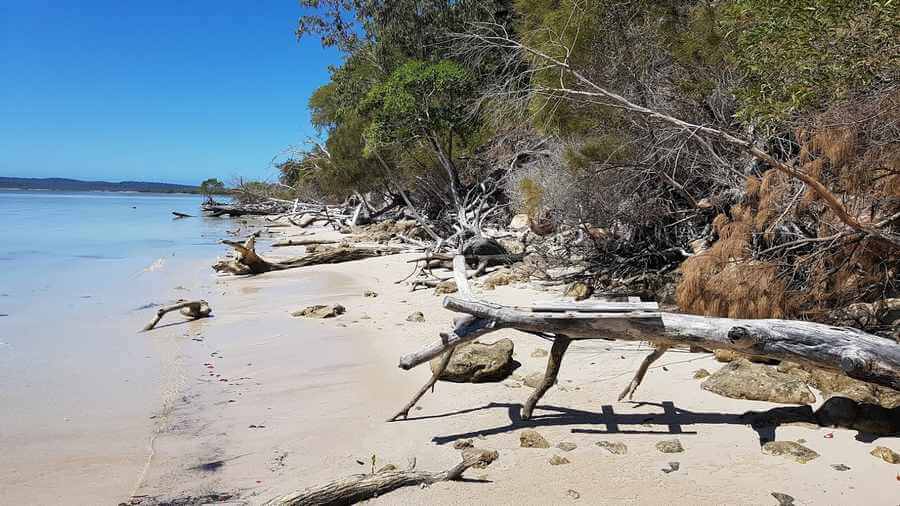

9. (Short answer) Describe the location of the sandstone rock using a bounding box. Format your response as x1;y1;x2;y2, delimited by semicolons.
831;464;851;471
520;430;550;448
693;369;710;379
363;290;378;298
483;268;517;290
434;279;458;295
524;371;548;388
870;446;899;464
549;455;570;465
761;441;819;464
556;442;577;452
661;462;680;474
531;348;549;358
509;214;529;230
406;311;425;322
702;359;815;404
714;349;777;365
655;439;684;453
291;304;346;319
452;439;473;450
564;281;593;301
497;238;525;255
713;349;736;363
461;447;499;469
596;441;627;455
430;339;520;383
567;489;581;500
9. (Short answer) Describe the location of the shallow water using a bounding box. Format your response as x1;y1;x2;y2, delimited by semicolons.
0;190;234;501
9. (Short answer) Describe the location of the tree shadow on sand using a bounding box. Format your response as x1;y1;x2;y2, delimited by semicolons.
417;400;896;446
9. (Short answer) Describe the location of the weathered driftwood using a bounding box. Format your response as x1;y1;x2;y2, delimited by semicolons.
264;451;496;506
391;255;900;420
204;204;283;217
142;300;211;331
213;237;402;275
270;238;339;248
171;211;192;219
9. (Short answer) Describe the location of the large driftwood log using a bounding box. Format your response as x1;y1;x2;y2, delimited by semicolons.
264;451;497;506
391;255;900;420
142;300;211;331
270;238;339;248
213;237;403;275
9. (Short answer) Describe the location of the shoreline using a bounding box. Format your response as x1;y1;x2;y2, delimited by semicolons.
129;223;898;505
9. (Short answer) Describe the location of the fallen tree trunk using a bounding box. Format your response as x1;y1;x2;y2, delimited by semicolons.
271;238;339;248
264;451;497;506
171;211;192;219
213;237;404;275
142;300;211;331
391;255;900;420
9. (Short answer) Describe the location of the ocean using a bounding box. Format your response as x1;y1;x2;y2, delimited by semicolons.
0;189;234;499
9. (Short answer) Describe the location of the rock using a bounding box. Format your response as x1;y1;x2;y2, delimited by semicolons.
406;311;425;322
377;464;397;473
831;464;851;471
430;339;520;383
453;439;473;450
771;492;795;506
434;280;458;295
693;369;710;379
655;439;684;453
531;348;549;358
461;447;499;469
524;371;548;388
563;281;593;301
363;290;378;298
549;455;570;465
714;349;737;363
483;268;517;290
787;364;900;408
702;359;815;404
761;441;819;464
596;441;627;455
661;462;680;474
509;214;529;230
520;430;550;448
291;304;346;319
814;396;899;435
870;446;900;464
497;238;525;255
556;442;577;452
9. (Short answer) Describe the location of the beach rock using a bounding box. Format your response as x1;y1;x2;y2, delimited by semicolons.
497;238;525;255
596;441;627;455
714;349;776;365
549;455;570;465
483;268;517;290
831;464;851;471
434;280;458;295
563;281;593;301
519;430;550;448
655;439;684;453
377;464;397;473
702;359;815;404
509;214;529;230
567;489;581;500
693;369;710;379
463;237;508;257
363;290;378;298
453;439;473;450
531;348;549;358
406;311;425;322
291;304;345;319
870;446;900;464
780;362;900;409
714;349;737;362
524;371;548;388
461;448;499;469
771;492;795;506
761;441;819;464
556;442;577;452
661;462;680;474
430;339;520;383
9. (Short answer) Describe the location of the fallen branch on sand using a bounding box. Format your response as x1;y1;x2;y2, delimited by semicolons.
213;237;410;275
270;238;339;248
142;300;211;331
391;255;900;420
263;451;497;506
171;211;192;219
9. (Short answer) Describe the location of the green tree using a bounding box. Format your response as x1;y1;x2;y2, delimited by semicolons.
199;178;226;196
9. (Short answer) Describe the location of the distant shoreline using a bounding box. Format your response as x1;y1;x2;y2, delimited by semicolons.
0;176;206;194
0;187;201;195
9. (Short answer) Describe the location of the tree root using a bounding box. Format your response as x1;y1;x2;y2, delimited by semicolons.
142;300;211;331
213;237;399;275
618;345;669;401
263;451;496;506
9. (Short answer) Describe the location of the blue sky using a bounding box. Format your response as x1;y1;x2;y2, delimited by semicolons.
0;1;341;185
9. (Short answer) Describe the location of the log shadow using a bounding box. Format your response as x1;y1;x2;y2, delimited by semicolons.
427;400;892;446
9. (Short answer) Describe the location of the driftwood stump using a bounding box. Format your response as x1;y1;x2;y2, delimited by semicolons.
142;300;211;331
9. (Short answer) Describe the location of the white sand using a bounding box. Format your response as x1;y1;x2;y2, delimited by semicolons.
131;229;898;505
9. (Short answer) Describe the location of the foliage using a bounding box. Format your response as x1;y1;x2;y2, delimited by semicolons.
199;178;226;196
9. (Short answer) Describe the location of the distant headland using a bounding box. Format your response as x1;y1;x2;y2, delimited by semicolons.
0;177;200;194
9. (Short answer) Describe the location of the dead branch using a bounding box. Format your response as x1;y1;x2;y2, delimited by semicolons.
271;238;339;248
264;451;497;506
213;237;406;275
171;211;192;219
142;300;211;331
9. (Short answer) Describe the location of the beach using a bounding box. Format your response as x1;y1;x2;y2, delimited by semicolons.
2;212;898;505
